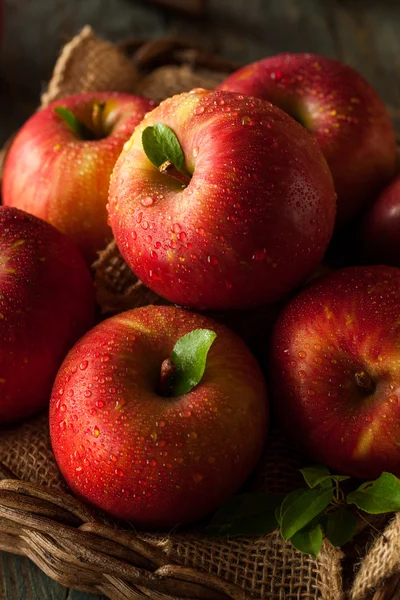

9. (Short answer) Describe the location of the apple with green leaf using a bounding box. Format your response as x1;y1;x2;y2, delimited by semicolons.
0;206;95;424
219;53;397;226
49;305;268;528
270;265;400;480
108;89;336;310
2;92;155;263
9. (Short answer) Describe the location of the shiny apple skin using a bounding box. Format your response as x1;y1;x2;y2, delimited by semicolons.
359;175;400;267
50;305;268;528
270;265;400;479
2;92;155;263
108;89;336;310
0;206;95;423
219;53;397;226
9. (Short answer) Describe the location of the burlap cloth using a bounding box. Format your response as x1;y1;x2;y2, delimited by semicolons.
0;25;396;600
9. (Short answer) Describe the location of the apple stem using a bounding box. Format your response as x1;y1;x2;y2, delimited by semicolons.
354;370;375;394
158;357;177;396
159;160;191;187
92;101;107;138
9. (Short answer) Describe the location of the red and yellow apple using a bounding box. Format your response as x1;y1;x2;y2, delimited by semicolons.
219;54;397;226
50;305;268;528
359;175;400;267
270;265;400;479
108;89;336;310
0;206;95;423
2;92;155;263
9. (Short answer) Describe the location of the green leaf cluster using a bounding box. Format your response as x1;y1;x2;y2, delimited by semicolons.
207;466;400;558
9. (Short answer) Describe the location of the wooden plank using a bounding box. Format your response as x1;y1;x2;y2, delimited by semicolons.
0;553;67;600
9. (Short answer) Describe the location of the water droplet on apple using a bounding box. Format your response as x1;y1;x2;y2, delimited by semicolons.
59;420;67;431
93;426;100;438
80;360;88;371
389;395;398;405
193;473;203;483
298;370;306;379
195;106;205;115
96;400;104;408
179;232;187;242
298;351;307;359
252;249;266;261
141;196;154;207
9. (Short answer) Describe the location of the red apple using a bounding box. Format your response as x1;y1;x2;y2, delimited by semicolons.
49;305;268;528
359;175;400;267
270;265;400;479
219;54;397;226
108;89;336;310
0;206;95;424
2;92;155;263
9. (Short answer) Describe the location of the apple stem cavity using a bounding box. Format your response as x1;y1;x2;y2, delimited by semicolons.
55;102;113;141
158;358;177;397
159;160;191;187
354;370;376;395
54;106;96;141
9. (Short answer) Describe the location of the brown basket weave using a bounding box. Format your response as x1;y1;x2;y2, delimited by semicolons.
0;26;398;600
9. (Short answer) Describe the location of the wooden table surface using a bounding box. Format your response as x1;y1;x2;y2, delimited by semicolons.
0;0;400;597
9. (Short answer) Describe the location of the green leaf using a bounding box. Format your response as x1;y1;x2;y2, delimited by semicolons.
207;493;284;537
291;523;323;558
301;466;332;488
280;487;333;540
54;106;92;139
278;489;309;525
300;465;350;489
171;329;216;396
326;508;357;547
347;472;400;514
142;123;185;172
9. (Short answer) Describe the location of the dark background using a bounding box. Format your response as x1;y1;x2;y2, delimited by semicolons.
1;0;400;147
0;1;400;598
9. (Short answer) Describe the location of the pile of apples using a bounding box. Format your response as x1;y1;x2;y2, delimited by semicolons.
1;52;400;529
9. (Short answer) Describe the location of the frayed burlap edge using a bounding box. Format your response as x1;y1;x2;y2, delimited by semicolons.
41;25;139;107
350;515;400;600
